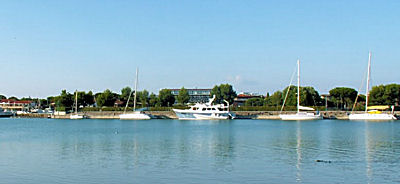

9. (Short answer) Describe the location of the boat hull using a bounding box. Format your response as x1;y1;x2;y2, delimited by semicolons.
349;113;397;121
279;113;322;121
173;109;234;120
119;112;151;120
70;114;84;119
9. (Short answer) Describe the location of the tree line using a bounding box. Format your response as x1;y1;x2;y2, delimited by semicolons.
244;84;400;111
1;83;399;111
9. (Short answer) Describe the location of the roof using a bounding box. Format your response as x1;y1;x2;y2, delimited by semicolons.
0;99;33;104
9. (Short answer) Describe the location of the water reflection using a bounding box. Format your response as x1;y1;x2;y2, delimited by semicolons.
2;119;400;183
296;122;302;182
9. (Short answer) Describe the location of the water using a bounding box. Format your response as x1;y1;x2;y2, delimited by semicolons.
0;118;400;184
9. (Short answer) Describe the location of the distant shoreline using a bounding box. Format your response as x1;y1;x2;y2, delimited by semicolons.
11;111;400;120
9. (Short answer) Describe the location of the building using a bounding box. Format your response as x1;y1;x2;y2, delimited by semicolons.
0;99;35;111
169;88;212;103
233;92;264;107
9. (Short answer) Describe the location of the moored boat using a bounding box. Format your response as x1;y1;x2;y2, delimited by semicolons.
173;95;235;120
119;68;151;120
0;107;13;118
279;59;322;121
349;52;397;121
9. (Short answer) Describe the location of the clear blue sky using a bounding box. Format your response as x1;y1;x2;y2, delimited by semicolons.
1;0;399;98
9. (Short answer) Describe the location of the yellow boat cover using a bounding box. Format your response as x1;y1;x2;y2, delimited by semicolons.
368;110;382;114
367;105;390;110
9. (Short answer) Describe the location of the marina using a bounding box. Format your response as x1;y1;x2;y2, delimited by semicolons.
1;1;400;183
1;118;400;184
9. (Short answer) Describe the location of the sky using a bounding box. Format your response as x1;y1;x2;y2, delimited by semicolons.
0;0;399;98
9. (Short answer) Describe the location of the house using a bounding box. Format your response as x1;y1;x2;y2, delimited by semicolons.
233;92;264;107
0;99;35;111
169;88;212;103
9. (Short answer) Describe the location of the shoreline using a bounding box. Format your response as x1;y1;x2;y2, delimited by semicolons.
12;111;400;120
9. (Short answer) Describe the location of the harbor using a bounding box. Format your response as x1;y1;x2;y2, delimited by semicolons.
13;110;400;120
1;118;400;184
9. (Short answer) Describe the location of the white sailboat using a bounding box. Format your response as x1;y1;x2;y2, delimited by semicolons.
349;52;397;121
279;59;322;121
70;90;84;119
119;68;151;120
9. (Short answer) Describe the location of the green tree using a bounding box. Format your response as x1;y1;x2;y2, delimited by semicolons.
84;91;95;107
245;98;265;106
149;93;159;107
0;95;6;100
158;89;175;107
177;87;190;105
120;86;132;102
8;96;19;100
329;87;358;109
280;86;322;107
137;90;149;107
265;91;283;106
55;90;73;110
369;84;400;106
211;84;237;104
96;89;117;107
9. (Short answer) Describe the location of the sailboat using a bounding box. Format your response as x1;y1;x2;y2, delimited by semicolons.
119;68;151;120
70;90;84;119
279;59;322;120
349;52;397;120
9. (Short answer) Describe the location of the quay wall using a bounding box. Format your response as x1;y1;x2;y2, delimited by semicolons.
18;111;400;120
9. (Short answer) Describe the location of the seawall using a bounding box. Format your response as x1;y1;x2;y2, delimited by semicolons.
18;111;400;120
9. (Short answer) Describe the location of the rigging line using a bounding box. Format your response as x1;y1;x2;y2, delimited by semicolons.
351;65;368;113
280;65;297;113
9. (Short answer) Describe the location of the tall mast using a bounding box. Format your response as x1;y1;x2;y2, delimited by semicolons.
297;59;300;113
365;52;371;112
75;90;78;114
133;67;138;111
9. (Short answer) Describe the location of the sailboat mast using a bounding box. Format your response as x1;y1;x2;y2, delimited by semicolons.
75;90;78;114
365;52;371;112
297;59;300;113
133;68;138;111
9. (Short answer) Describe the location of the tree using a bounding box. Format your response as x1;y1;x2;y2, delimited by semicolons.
120;86;132;103
158;89;175;107
96;89;117;107
0;95;6;100
55;90;73;110
149;93;159;107
211;84;237;104
245;98;265;106
279;86;322;107
149;93;158;107
369;84;400;106
137;90;149;107
177;87;190;105
8;96;19;101
329;87;358;109
84;91;95;107
265;91;283;106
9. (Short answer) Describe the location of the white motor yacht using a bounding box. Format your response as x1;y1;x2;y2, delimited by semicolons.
173;95;235;120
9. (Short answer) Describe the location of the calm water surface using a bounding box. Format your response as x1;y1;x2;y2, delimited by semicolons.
0;118;400;184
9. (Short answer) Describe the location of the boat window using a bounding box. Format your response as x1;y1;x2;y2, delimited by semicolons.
211;108;216;110
202;108;206;111
207;108;211;110
218;108;223;111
